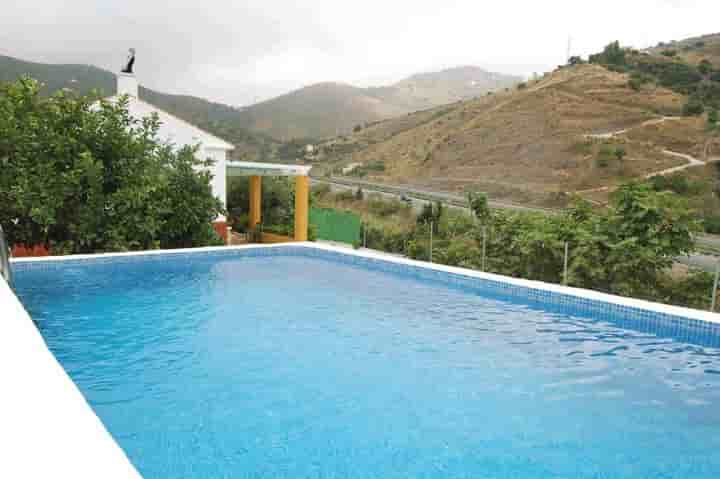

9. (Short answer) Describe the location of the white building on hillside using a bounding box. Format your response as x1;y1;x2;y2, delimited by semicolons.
103;58;312;243
106;71;235;230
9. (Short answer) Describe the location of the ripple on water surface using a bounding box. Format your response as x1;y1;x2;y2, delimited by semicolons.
13;254;720;478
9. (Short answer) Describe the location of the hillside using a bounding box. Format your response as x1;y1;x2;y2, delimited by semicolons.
648;33;720;68
0;54;284;162
313;59;718;207
233;67;520;140
231;82;409;142
1;55;518;147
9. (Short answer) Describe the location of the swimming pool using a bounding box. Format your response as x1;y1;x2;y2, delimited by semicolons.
12;245;720;478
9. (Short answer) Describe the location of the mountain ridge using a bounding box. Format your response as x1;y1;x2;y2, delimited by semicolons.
0;54;519;142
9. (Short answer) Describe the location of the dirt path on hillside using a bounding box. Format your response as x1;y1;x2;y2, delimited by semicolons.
576;117;711;195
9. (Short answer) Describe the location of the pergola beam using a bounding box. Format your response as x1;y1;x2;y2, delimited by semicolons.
226;161;313;242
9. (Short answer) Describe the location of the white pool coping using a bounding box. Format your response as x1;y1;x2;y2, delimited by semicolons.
0;275;141;478
4;242;720;478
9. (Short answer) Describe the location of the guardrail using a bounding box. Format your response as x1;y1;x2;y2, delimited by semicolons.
0;225;11;286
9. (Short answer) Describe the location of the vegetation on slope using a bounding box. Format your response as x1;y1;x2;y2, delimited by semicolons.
313;184;713;310
311;36;720;218
0;78;223;253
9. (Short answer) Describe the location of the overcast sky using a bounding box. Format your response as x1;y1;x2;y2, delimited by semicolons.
1;0;718;106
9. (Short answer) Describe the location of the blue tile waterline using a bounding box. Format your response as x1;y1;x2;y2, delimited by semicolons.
11;246;720;478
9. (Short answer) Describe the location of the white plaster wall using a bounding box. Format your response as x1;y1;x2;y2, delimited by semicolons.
0;276;141;478
200;147;228;211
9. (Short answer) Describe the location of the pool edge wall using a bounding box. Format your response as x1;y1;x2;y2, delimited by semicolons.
0;274;142;478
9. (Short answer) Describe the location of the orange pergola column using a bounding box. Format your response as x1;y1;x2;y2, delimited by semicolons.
294;175;309;241
249;175;262;228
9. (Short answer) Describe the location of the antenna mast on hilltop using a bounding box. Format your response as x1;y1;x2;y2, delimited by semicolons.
566;36;573;63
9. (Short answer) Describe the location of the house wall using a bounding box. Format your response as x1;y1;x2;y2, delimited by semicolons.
201;147;228;212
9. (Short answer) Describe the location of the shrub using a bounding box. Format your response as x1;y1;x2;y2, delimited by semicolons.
628;77;643;91
683;97;705;116
0;78;223;253
699;59;713;75
614;147;627;161
517;82;528;90
589;41;627;66
704;214;720;234
662;50;677;57
709;109;719;127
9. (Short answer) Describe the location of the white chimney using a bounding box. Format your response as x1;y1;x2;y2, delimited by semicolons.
117;72;138;98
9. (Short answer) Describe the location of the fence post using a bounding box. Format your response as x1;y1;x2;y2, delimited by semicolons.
429;221;433;263
481;227;487;272
563;242;569;286
363;223;367;249
712;261;720;312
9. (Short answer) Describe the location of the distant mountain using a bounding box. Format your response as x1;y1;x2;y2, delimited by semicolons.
234;67;521;140
0;54;282;161
0;54;519;145
312;56;716;206
387;66;524;109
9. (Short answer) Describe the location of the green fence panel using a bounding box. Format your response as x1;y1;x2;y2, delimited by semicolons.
310;208;361;244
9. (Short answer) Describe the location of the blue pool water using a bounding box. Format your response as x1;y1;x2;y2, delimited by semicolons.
13;249;720;478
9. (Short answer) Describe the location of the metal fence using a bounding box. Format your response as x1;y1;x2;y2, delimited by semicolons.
359;220;720;313
310;208;361;245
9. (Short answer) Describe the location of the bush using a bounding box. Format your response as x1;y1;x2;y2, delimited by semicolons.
517;82;528;90
683;97;705;116
709;109;719;127
699;59;713;75
335;189;356;201
704;214;720;234
0;78;223;253
662;50;677;57
589;41;627;66
614;147;627;161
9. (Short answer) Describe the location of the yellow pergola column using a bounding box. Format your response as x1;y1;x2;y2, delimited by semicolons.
294;175;309;241
249;175;262;228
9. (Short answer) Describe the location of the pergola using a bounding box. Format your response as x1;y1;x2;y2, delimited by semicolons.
226;161;313;242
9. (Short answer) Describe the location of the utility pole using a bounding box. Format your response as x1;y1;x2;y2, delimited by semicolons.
566;36;573;63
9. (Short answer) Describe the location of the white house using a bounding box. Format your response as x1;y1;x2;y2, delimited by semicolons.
106;71;235;232
106;67;313;243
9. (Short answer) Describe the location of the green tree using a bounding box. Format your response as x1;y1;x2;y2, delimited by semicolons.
467;191;491;224
614;147;627;161
709;108;718;128
569;183;697;298
683;97;705;116
0;77;222;253
589;41;627;66
699;59;713;75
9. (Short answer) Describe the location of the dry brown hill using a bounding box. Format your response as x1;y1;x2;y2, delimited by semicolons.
314;63;716;206
233;67;520;140
649;33;720;67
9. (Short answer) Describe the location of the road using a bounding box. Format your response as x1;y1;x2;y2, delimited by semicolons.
312;177;557;215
